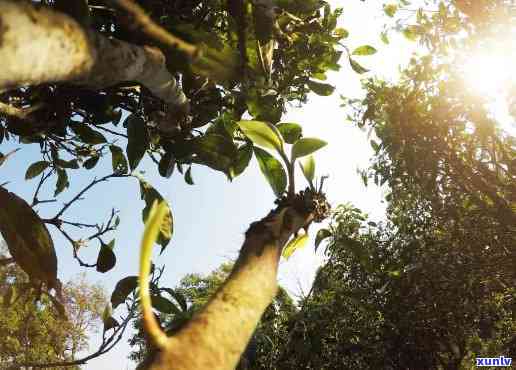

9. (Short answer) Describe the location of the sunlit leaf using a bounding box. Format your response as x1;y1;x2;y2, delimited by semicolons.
352;45;377;56
299;155;316;185
349;57;369;74
237;120;284;153
380;31;389;44
291;138;327;160
277;123;303;144
334;27;349;39
307;80;335;96
383;4;397;17
282;233;309;259
403;26;420;41
254;147;287;198
138;178;173;252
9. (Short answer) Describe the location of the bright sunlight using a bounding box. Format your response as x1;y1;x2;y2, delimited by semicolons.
462;47;516;97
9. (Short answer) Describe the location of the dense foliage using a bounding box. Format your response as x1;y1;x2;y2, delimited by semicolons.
0;244;106;368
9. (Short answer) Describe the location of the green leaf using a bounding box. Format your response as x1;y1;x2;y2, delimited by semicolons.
299;155;316;185
236;120;284;153
54;168;69;196
370;140;381;152
277;123;303;144
25;161;50;180
83;155;100;170
126;114;149;171
96;239;116;273
315;228;331;252
111;276;138;309
109;145;128;174
70;123;106;145
185;167;194;185
312;72;327;81
352;45;377;56
161;288;188;311
229;143;253;179
158;152;175;178
349;58;369;74
0;186;58;289
254;147;287;198
282;233;309;259
307;80;335;96
291;138;327;160
333;27;349;39
138;178;173;252
103;316;120;331
383;4;397;17
151;295;181;315
192;134;238;173
402;26;419;41
102;303;112;323
56;159;79;169
380;31;389;44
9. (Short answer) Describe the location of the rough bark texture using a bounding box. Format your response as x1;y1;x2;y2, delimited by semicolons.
146;207;312;370
0;0;186;107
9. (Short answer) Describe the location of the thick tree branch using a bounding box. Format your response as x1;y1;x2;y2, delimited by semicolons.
0;0;188;110
143;193;328;370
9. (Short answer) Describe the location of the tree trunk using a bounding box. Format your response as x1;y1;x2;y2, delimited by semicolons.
0;0;187;108
147;206;313;370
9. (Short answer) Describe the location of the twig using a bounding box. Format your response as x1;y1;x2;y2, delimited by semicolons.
95;125;128;138
32;170;55;207
53;173;125;220
109;0;199;59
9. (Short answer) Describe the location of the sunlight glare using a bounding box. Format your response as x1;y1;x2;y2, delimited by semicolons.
463;52;515;97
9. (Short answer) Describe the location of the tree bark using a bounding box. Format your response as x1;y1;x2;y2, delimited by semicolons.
0;0;187;108
147;206;313;370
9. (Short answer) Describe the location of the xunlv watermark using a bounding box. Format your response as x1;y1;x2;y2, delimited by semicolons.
476;356;512;367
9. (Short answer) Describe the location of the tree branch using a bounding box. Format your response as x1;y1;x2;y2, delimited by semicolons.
0;0;188;109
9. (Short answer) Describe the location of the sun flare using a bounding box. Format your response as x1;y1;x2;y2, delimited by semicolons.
463;51;516;97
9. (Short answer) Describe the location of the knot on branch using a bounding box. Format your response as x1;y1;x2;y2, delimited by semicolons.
275;187;331;223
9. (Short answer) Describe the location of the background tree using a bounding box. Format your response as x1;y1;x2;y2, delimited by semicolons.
0;242;107;368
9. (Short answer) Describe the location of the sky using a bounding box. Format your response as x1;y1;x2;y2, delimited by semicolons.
0;1;422;369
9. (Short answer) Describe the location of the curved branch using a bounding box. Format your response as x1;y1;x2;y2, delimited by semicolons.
143;200;318;370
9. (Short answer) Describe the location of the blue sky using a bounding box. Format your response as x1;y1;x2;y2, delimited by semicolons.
0;1;421;369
